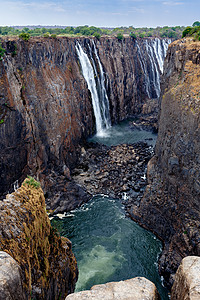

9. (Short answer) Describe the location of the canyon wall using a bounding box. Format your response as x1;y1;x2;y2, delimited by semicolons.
129;38;200;288
0;36;168;209
0;179;78;299
0;37;93;202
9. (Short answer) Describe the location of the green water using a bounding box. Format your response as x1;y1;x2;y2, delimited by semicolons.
51;121;169;299
52;196;169;299
88;118;157;147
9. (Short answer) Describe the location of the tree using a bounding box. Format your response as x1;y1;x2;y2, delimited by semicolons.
130;32;136;39
19;32;30;41
93;32;101;40
192;21;200;27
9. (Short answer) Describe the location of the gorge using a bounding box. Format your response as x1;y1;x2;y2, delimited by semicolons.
0;35;199;299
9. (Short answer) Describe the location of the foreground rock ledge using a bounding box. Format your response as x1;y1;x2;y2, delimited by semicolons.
0;179;78;299
0;251;25;300
66;277;161;300
171;256;200;300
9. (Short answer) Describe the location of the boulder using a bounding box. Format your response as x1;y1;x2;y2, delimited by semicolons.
66;277;160;300
171;256;200;300
0;251;25;300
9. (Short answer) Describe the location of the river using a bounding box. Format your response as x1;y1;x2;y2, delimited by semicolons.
51;119;169;299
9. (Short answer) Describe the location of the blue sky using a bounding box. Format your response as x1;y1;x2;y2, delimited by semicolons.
0;0;199;27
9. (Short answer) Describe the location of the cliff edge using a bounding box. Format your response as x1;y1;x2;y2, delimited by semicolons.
129;38;200;287
0;178;78;299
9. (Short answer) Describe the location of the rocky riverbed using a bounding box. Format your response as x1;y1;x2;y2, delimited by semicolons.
71;141;153;211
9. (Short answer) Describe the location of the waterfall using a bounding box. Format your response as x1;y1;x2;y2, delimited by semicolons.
76;42;111;135
151;38;171;73
136;38;171;99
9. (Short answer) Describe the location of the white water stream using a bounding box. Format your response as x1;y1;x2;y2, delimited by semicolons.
76;42;111;136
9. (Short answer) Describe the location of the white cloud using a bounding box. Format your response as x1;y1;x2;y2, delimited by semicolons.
162;1;184;5
129;7;145;13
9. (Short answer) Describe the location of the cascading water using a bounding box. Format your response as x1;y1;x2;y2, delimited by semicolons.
136;38;171;99
152;38;171;73
76;42;111;136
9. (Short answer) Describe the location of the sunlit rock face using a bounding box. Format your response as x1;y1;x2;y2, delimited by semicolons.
129;39;200;288
171;256;200;300
0;180;78;299
0;251;25;300
65;277;161;300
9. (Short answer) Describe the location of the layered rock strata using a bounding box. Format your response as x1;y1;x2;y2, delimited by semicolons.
0;179;78;299
0;36;167;206
129;39;200;287
65;277;161;300
0;37;94;200
171;256;200;300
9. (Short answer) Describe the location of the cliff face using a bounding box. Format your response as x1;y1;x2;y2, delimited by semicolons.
0;37;93;200
0;178;78;299
0;36;168;207
129;39;200;287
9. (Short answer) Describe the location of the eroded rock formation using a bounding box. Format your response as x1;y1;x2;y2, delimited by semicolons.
65;277;161;300
0;179;78;299
129;38;200;288
0;37;94;201
0;36;168;209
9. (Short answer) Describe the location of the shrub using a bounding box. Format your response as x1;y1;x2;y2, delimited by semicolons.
51;34;57;38
0;43;5;61
43;32;50;38
19;32;30;41
130;32;136;39
182;26;192;38
116;32;123;41
23;175;41;189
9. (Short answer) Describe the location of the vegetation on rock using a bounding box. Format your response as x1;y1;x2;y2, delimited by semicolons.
0;43;5;61
19;32;30;41
116;32;124;41
23;175;41;189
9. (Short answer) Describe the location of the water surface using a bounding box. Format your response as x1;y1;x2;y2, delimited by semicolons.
52;195;169;299
52;124;169;299
88;118;157;147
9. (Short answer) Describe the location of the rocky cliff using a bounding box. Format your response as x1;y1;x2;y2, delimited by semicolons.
0;37;94;209
0;178;78;299
0;36;168;210
129;38;200;288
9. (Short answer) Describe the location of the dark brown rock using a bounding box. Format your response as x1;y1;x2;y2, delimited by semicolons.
0;36;163;204
128;39;200;288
